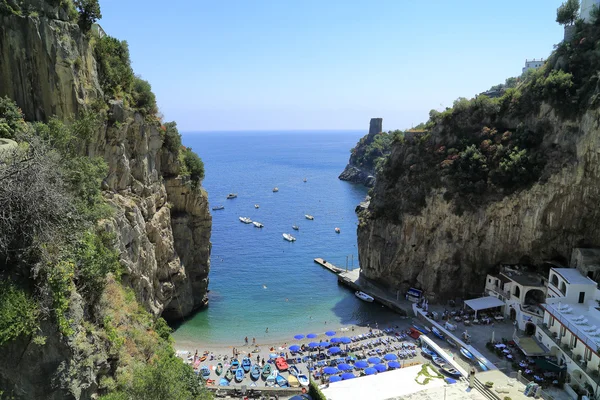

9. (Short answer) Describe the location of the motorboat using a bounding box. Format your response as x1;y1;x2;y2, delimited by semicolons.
275;357;289;371
212;205;224;211
266;370;278;387
289;365;300;377
273;187;279;192
288;375;300;387
303;178;307;182
250;364;260;381
440;364;462;378
254;204;259;209
226;193;237;199
446;337;458;347
200;365;211;378
355;291;374;302
219;378;230;386
432;356;446;368
431;326;445;340
275;374;289;388
460;347;475;361
235;367;245;382
242;357;252;372
477;359;489;371
305;214;314;220
262;363;272;379
297;374;309;386
225;369;234;381
239;217;252;224
335;227;340;233
421;346;438;358
283;233;296;242
412;324;430;335
230;359;240;370
292;225;299;231
216;362;223;376
253;221;264;228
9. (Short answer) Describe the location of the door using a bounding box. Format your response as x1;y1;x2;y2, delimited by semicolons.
579;292;585;304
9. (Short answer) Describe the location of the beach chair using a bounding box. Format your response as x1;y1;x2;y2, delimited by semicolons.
592;329;600;336
572;315;585;321
563;306;573;313
584;325;598;332
576;318;589;325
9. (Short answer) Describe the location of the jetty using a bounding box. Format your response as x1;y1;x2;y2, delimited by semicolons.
313;258;345;274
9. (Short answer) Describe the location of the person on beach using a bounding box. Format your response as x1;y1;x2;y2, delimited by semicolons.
265;327;269;333
252;337;256;346
245;336;248;345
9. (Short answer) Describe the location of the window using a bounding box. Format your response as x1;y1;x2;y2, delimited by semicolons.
579;291;585;304
570;335;578;349
514;286;521;298
560;281;567;296
585;347;592;361
551;274;559;287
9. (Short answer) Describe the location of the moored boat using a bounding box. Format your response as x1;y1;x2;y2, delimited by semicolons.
255;204;259;208
335;227;340;233
273;187;279;192
289;365;300;377
225;369;234;381
297;374;309;386
226;193;237;199
292;225;299;230
235;367;245;382
250;364;260;381
200;365;211;378
288;375;300;387
216;362;223;376
303;178;307;182
266;370;278;387
305;214;314;220
239;217;252;224
355;291;374;302
275;374;289;388
252;221;264;228
283;233;296;242
219;378;230;386
432;356;446;368
262;363;272;379
242;357;251;372
412;324;430;335
446;337;458;347
421;346;438;358
231;359;240;369
441;364;462;378
431;326;445;340
212;205;224;211
460;347;475;361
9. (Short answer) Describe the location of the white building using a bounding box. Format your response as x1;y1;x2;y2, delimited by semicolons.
522;59;545;74
581;0;600;22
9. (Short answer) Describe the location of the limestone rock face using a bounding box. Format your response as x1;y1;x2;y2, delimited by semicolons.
358;109;600;302
338;118;383;187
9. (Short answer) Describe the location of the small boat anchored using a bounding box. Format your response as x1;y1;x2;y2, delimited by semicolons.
212;205;224;211
305;215;314;220
460;347;475;362
335;227;340;233
253;221;264;228
303;178;307;182
273;187;279;192
431;326;445;340
283;233;296;242
254;204;260;209
239;217;252;224
226;193;237;199
355;291;374;302
292;224;299;230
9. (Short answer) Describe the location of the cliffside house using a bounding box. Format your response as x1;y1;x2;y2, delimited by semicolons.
485;266;547;333
522;58;545;74
581;0;600;22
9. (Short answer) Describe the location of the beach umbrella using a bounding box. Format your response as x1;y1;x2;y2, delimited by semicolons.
330;337;342;344
319;341;330;348
337;363;353;371
325;331;336;337
374;363;388;372
354;360;369;369
368;356;381;364
308;342;319;348
384;353;398;361
307;333;318;339
323;366;339;375
290;345;301;352
328;347;341;354
294;334;305;340
364;367;377;375
388;361;401;369
269;353;278;359
340;337;352;344
329;375;342;383
341;373;355;380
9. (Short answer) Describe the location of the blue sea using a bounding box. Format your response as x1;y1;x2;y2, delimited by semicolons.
172;130;398;346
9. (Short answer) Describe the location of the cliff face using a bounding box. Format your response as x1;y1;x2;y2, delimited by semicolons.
338;118;383;187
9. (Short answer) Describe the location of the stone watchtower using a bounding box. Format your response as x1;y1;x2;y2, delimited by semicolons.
367;118;383;140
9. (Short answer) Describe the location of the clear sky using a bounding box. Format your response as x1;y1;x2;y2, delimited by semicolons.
98;0;565;132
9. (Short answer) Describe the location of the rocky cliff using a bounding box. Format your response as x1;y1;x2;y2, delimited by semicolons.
357;21;600;301
338;118;384;187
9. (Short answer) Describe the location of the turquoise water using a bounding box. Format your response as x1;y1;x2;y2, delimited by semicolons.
172;131;398;345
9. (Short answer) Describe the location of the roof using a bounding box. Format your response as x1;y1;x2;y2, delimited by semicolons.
552;268;596;285
464;296;505;311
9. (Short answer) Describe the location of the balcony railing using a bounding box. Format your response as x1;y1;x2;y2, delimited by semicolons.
544;304;600;353
488;285;511;300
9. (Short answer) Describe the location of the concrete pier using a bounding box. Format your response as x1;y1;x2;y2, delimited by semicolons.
313;258;345;274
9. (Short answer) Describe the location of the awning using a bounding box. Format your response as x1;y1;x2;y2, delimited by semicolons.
534;357;566;372
464;296;505;311
408;288;422;297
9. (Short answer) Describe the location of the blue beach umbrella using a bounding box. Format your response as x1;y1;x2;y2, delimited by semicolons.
388;361;401;369
340;337;352;344
330;337;342;344
319;341;330;348
329;375;342;383
368;356;381;364
325;331;336;337
364;367;377;375
328;347;341;354
289;345;301;352
384;353;398;361
337;363;353;371
269;353;278;359
307;333;318;339
308;342;319;348
294;334;305;340
341;373;355;380
354;360;369;369
374;363;388;372
323;366;339;375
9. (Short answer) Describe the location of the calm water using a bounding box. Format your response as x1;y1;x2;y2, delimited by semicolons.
172;131;398;345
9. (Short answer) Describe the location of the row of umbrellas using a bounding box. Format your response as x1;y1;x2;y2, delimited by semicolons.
324;361;402;381
294;331;339;340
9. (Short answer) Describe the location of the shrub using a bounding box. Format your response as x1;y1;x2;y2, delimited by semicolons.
162;122;182;153
94;36;134;102
0;96;25;139
309;380;327;400
182;148;205;184
73;0;101;32
132;76;158;116
0;282;39;346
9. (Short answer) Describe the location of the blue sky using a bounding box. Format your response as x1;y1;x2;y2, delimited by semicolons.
98;0;565;132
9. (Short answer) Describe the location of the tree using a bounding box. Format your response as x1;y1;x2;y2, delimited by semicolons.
556;0;580;26
74;0;102;32
505;77;519;89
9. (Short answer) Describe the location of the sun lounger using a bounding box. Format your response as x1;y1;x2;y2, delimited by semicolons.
584;325;597;332
575;318;588;325
572;315;585;321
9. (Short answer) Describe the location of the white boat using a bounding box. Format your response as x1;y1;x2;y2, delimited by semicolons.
355;291;374;302
239;217;252;224
226;193;237;199
305;215;314;220
254;204;260;209
297;374;309;386
292;225;299;231
283;233;296;242
273;187;279;192
253;221;263;228
212;205;224;211
335;227;340;233
303;178;307;182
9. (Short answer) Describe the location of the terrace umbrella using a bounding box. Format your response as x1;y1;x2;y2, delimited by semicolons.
341;373;355;380
308;342;319;349
368;357;381;364
354;360;369;369
364;367;377;375
337;363;353;371
319;341;330;348
388;361;401;369
307;333;318;339
340;337;352;344
289;345;301;352
328;347;341;355
330;337;342;344
384;353;398;361
325;331;336;337
294;334;305;340
329;375;342;383
374;363;388;372
323;367;339;375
